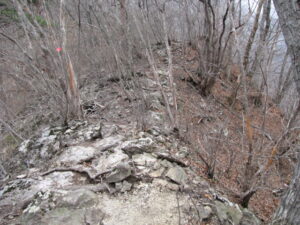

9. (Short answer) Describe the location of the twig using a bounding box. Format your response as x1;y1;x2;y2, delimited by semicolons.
0;118;24;142
0;30;33;61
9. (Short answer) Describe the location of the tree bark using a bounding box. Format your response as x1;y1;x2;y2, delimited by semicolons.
273;0;300;94
271;0;300;224
271;154;300;225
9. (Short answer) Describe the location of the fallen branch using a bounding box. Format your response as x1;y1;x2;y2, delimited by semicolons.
41;166;111;181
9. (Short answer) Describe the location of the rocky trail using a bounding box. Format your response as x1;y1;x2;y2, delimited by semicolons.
0;43;266;225
0;121;261;225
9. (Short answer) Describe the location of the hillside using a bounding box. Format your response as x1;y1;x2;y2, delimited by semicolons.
0;40;297;225
0;1;300;225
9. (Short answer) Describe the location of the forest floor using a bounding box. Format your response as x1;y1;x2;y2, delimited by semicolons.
148;42;294;223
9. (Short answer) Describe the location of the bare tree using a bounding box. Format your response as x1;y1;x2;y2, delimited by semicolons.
271;0;300;224
249;0;271;78
243;0;265;73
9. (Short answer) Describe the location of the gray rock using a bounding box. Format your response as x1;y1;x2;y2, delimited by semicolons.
58;146;97;165
57;189;98;208
115;182;123;191
197;205;213;220
37;171;82;190
121;137;154;155
149;168;165;178
20;189;103;225
176;146;189;158
59;122;103;147
166;166;187;184
92;150;129;175
43;207;104;225
83;208;105;225
240;208;261;225
121;180;132;192
215;201;243;225
105;162;131;183
14;121;106;171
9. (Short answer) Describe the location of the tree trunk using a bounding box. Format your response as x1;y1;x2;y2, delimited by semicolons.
243;0;265;72
249;0;271;78
271;154;300;225
271;0;300;224
273;0;300;94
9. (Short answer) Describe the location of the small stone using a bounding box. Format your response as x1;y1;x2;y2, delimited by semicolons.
84;208;105;225
176;147;189;158
149;168;165;178
17;174;27;179
115;182;123;191
121;180;132;192
18;140;31;153
155;136;166;143
24;204;40;214
8;215;14;219
64;129;73;134
198;206;212;220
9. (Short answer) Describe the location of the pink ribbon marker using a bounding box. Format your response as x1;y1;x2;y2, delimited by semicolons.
56;47;62;52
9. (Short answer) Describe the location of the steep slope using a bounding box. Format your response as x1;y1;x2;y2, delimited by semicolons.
0;42;292;225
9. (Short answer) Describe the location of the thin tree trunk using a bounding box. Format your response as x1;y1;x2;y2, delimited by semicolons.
249;0;271;78
243;0;265;72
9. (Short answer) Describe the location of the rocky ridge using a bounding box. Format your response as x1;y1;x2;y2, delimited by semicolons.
0;45;262;225
0;120;261;225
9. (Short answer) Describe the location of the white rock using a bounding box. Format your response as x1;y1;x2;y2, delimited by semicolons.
132;153;157;166
18;140;31;153
58;146;96;164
